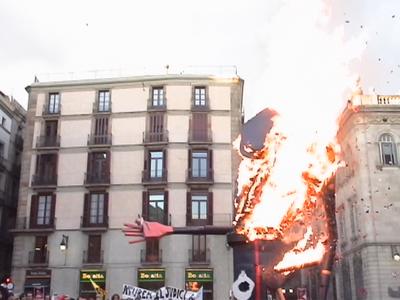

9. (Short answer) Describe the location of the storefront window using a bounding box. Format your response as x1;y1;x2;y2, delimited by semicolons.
137;268;165;291
185;269;213;300
79;270;106;300
24;269;51;299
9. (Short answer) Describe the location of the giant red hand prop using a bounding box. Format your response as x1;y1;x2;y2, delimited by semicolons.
123;216;173;244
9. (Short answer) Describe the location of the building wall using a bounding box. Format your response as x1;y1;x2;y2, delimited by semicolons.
11;75;243;298
336;96;400;300
0;91;25;280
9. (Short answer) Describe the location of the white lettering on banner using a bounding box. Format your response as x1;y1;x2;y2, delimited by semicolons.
121;284;203;300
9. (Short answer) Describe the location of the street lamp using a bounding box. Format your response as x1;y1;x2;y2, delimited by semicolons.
391;245;400;261
60;235;69;251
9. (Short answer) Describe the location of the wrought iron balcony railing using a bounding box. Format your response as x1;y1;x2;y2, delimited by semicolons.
84;171;110;185
82;250;104;264
31;174;57;187
186;168;214;184
142;169;168;184
81;215;109;229
92;102;112;114
189;248;210;265
36;135;60;148
28;250;49;266
188;130;212;144
140;249;162;265
87;134;112;146
143;131;169;144
42;104;61;116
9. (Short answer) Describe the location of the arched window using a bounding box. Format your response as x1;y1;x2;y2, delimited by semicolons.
379;134;397;165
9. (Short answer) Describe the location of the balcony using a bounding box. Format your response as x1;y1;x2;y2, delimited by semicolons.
28;250;49;266
11;217;56;234
84;171;110;186
147;98;167;111
142;169;168;185
140;249;162;265
191;102;210;111
82;250;104;265
92;102;112;114
15;135;23;151
186;168;214;185
31;174;57;187
36;135;60;149
188;248;210;265
87;134;112;147
143;131;169;145
0;156;7;171
81;216;108;231
188;130;212;144
42;104;61;117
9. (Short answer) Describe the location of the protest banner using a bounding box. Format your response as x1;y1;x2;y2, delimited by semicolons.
121;284;203;300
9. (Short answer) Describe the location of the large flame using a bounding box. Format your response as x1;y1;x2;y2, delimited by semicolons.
234;0;366;273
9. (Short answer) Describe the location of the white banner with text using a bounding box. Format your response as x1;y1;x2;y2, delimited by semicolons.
122;284;203;300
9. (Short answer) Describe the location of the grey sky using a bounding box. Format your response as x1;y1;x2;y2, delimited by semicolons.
0;0;399;118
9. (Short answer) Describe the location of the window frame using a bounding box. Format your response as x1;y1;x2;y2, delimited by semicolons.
151;87;165;107
30;193;56;228
48;93;60;114
379;133;398;166
98;90;111;112
83;192;108;227
142;190;169;225
193;87;207;107
186;191;213;226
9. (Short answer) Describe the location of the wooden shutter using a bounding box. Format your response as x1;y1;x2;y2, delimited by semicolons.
208;192;213;225
88;235;101;263
104;192;109;226
83;193;90;227
163;191;169;225
95;117;109;136
30;195;38;228
142;191;149;220
50;194;56;227
208;149;213;179
162;148;167;180
106;151;111;181
193;113;208;140
188;149;192;177
186;191;191;226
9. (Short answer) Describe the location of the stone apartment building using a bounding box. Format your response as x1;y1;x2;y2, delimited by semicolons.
11;74;243;299
0;91;25;281
335;91;400;300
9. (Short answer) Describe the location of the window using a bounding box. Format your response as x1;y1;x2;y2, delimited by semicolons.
194;87;206;107
87;235;102;263
191;113;209;142
192;151;208;178
145;239;160;263
1;117;6;127
192;195;208;220
379;134;397;165
86;151;110;184
34;154;58;185
142;191;168;224
83;192;108;226
42;120;58;147
150;151;163;178
32;236;48;264
98;91;110;112
147;113;165;142
152;87;165;107
48;93;60;114
92;117;110;144
187;192;213;225
191;235;207;262
30;194;55;228
149;193;165;223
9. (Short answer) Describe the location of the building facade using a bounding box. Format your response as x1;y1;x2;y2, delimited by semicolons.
335;93;400;300
11;74;243;299
0;91;25;281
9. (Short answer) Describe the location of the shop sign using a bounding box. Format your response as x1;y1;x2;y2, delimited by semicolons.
80;270;106;283
26;270;51;278
138;269;165;282
185;270;213;282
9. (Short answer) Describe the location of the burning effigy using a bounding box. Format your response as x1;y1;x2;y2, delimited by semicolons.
229;108;339;299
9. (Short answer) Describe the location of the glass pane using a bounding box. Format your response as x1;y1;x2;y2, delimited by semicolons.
192;201;199;219
200;159;207;177
200;202;207;219
382;143;395;164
